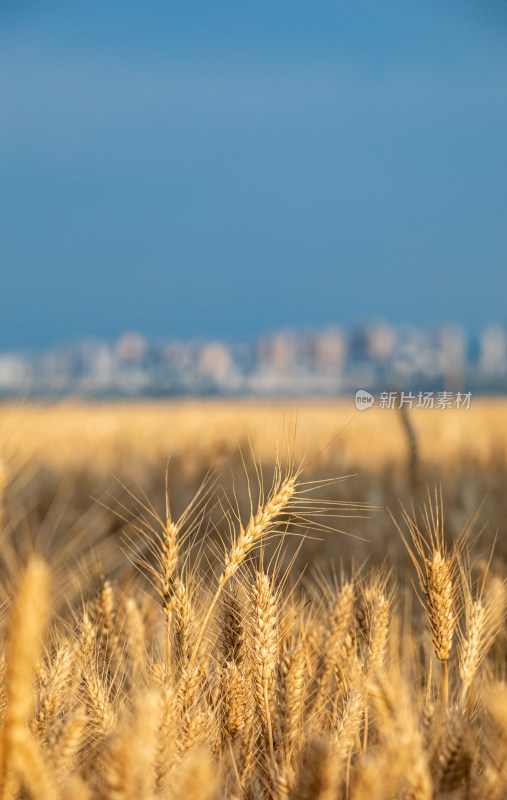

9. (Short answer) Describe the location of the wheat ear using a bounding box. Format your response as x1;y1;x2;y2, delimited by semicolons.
0;557;53;799
250;570;278;768
277;641;306;759
395;492;459;704
319;580;355;690
191;470;296;666
101;690;158;800
459;562;506;704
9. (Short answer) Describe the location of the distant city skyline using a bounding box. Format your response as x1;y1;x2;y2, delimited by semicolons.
1;1;507;349
2;321;507;398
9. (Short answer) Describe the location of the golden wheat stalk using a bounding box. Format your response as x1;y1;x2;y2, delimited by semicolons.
249;570;279;767
191;466;297;666
0;557;53;799
394;489;463;704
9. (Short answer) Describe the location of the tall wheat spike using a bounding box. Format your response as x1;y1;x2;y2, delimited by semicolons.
395;489;462;704
191;465;297;665
0;556;53;799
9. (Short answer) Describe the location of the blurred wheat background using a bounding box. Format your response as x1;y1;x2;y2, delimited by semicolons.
0;399;506;799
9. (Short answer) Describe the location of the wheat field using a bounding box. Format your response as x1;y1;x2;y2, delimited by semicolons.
0;399;506;799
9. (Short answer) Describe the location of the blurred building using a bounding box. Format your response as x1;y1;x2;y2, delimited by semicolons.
314;328;346;376
366;322;397;361
440;325;466;390
115;332;148;362
258;331;298;372
198;342;233;381
480;325;507;377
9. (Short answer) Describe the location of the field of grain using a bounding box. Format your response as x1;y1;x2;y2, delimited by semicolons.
0;399;506;799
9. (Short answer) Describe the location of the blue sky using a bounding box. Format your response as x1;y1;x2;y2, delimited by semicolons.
1;1;507;348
